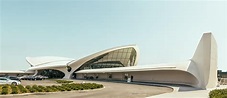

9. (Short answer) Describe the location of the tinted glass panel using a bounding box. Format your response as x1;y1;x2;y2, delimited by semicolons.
78;47;137;70
37;69;65;79
0;78;7;80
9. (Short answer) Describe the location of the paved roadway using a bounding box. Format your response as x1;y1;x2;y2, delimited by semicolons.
2;80;172;98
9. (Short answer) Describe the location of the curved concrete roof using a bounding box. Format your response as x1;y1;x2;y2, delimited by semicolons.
26;56;74;70
23;33;217;90
27;60;72;70
26;56;74;66
73;33;218;89
67;44;139;75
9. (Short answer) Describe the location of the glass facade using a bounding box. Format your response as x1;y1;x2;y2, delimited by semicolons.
78;47;137;70
37;69;65;78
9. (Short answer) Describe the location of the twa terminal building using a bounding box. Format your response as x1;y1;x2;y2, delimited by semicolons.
7;33;219;89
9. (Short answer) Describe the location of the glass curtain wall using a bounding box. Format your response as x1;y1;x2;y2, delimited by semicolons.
78;47;137;70
37;69;65;78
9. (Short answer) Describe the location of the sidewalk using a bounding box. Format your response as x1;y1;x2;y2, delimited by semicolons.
147;85;227;98
147;90;209;98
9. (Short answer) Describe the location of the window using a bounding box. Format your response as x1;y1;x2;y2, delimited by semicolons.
0;78;7;80
78;47;137;70
37;69;65;79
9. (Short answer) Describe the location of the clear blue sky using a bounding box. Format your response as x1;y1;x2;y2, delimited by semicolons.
0;0;226;71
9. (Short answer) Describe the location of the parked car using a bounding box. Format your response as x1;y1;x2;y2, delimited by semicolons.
19;75;48;80
0;77;21;85
26;75;35;80
18;75;28;80
35;75;48;80
19;75;34;80
5;76;21;82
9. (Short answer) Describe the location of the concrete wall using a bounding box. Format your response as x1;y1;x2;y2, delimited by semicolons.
130;70;198;86
98;73;108;79
76;70;198;87
191;33;218;89
112;73;124;80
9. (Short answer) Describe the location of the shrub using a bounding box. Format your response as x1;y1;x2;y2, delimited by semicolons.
222;95;227;98
57;86;66;91
1;85;9;94
56;80;73;84
45;86;54;92
51;85;64;91
2;85;9;88
209;89;227;98
18;85;28;93
50;85;59;92
10;85;18;94
37;85;46;92
32;85;43;92
0;85;2;92
1;88;8;95
60;84;71;91
0;82;103;95
62;83;103;91
26;85;36;93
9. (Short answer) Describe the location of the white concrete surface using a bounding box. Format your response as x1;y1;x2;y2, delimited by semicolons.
147;85;227;98
74;33;218;89
147;90;209;98
2;33;219;90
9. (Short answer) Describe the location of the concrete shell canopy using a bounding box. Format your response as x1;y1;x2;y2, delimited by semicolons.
66;45;139;78
71;33;218;89
26;56;74;71
24;33;217;90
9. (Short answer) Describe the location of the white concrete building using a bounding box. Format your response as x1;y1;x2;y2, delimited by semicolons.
0;33;218;90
